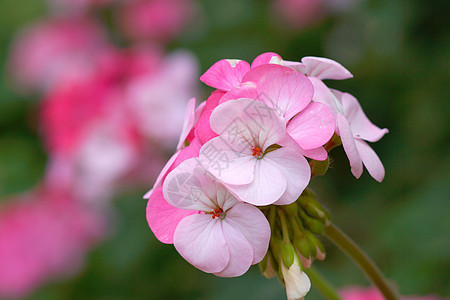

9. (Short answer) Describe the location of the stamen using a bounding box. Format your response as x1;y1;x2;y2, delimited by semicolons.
208;208;223;219
251;146;262;157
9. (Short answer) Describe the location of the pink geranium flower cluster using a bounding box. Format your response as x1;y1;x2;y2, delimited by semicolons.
146;52;388;299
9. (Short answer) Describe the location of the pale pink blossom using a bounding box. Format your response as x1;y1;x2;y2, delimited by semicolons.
162;158;270;277
334;91;388;182
199;98;311;206
117;0;194;42
8;17;109;92
0;187;105;298
287;56;388;181
242;63;335;158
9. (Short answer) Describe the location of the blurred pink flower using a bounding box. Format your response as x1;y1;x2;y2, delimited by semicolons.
9;17;109;92
117;0;195;42
41;46;199;201
273;0;326;29
0;187;106;298
340;286;447;300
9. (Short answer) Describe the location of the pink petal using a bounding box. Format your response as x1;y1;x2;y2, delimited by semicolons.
176;97;197;150
226;157;287;206
287;102;335;150
146;187;196;244
257;68;313;121
200;59;250;91
299;146;328;161
219;82;258;104
337;114;363;179
355;139;385;182
301;56;353;80
241;64;289;85
143;151;181;199
279;134;328;160
251;52;283;68
194;91;224;145
210;98;286;150
171;137;202;170
284;60;305;73
224;203;270;264
263;148;310;205
214;220;254;277
174;215;229;273
340;92;389;142
309;77;342;115
199;137;256;185
163;158;219;211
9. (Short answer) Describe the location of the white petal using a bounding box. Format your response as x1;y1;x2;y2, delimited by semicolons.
225;203;271;264
174;215;229;274
199;137;256;185
214;220;254;277
226;158;287;206
265;148;310;205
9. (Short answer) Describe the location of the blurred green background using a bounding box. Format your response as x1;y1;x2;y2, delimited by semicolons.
0;0;448;299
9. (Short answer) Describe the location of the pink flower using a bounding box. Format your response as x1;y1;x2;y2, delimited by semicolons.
289;56;388;181
334;91;388;182
241;63;335;159
117;0;195;42
340;286;446;300
8;17;108;92
162;158;270;277
0;187;105;298
199;98;311;205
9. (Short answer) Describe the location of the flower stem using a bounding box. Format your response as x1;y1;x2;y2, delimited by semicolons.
324;223;400;300
305;267;342;300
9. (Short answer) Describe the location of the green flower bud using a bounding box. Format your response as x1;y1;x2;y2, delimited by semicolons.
299;210;325;234
281;202;298;216
281;242;296;269
305;232;318;257
310;157;330;176
293;235;311;259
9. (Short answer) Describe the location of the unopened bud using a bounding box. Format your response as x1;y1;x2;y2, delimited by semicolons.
282;202;298;216
281;242;296;269
300;210;325;234
293;235;311;260
310;157;330;176
303;202;325;220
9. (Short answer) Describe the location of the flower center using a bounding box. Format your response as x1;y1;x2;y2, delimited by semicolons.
251;146;263;158
208;208;224;219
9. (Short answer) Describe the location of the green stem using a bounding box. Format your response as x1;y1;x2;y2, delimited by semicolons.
277;208;290;243
305;267;342;300
324;223;400;300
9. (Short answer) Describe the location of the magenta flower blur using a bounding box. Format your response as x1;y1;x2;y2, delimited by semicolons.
145;52;389;299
